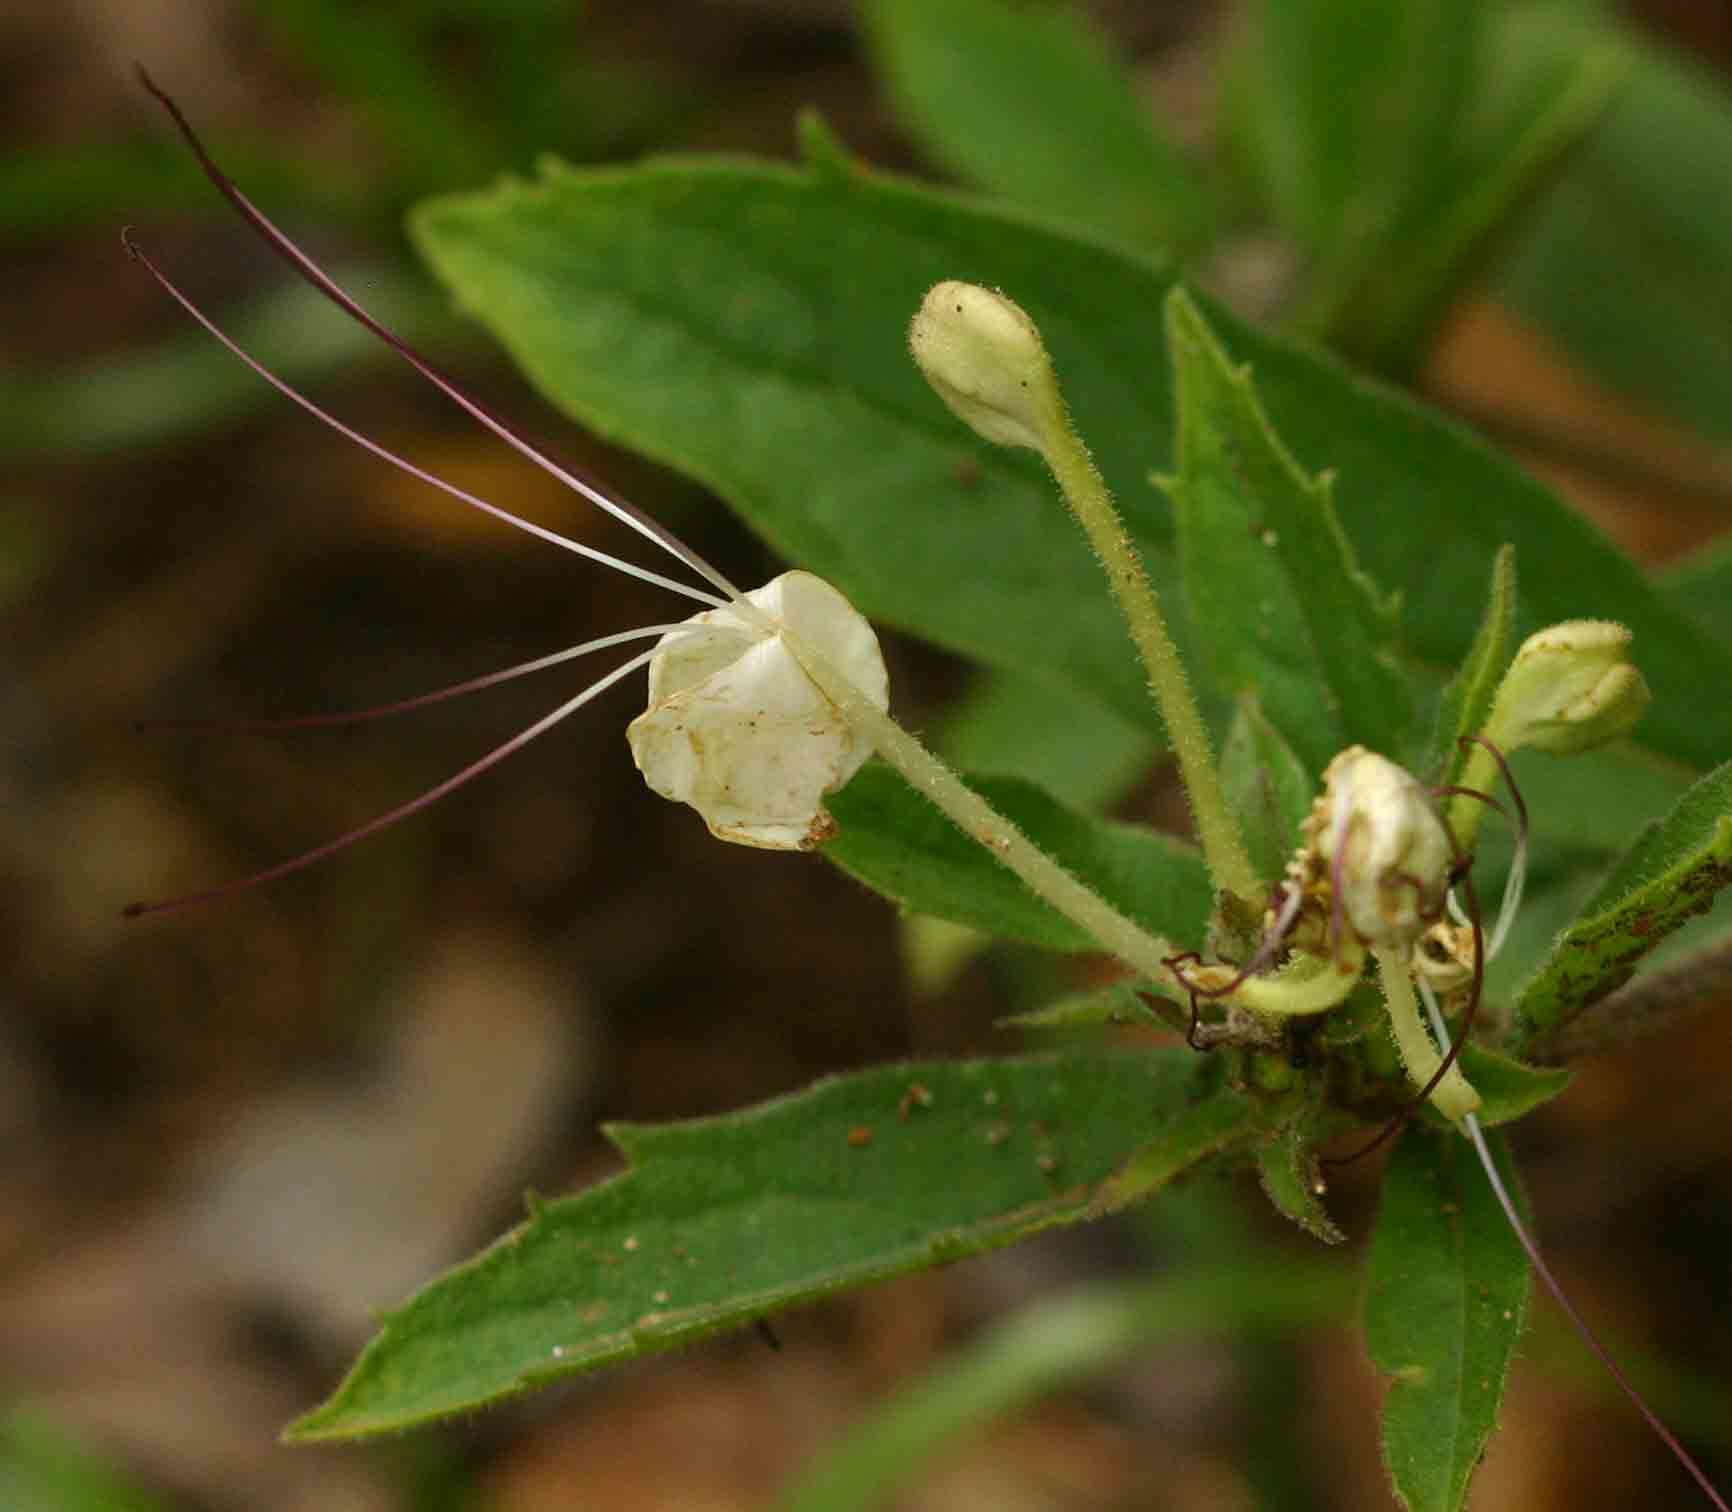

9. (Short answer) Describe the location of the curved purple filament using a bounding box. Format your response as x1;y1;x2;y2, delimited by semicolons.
135;68;741;604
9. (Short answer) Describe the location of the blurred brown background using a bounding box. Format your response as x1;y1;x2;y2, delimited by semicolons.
4;2;1731;1508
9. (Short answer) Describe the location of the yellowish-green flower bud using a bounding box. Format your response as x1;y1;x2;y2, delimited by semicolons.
1485;620;1650;755
627;571;888;850
908;281;1058;452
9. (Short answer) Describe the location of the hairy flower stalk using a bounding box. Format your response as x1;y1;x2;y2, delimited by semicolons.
909;282;1258;904
124;76;1181;983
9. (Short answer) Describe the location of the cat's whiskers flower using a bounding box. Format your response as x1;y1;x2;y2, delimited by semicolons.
124;75;906;917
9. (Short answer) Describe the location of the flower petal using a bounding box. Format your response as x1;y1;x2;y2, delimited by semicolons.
628;572;888;850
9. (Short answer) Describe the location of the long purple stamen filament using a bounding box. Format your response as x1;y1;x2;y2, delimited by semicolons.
137;624;729;734
122;231;725;611
1422;983;1731;1511
136;68;742;605
124;640;672;920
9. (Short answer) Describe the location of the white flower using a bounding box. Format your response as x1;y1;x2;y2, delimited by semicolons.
629;572;888;850
120;82;892;912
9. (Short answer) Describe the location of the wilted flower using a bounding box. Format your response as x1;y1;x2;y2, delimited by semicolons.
122;74;886;915
629;572;888;850
1306;745;1454;950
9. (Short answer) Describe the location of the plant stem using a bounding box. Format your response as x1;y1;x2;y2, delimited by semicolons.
783;628;1182;985
1034;407;1259;903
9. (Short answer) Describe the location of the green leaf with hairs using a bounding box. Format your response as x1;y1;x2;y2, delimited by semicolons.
1366;1129;1530;1512
1159;287;1412;774
1220;691;1316;886
1451;1043;1572;1127
1256;1113;1344;1244
1513;760;1732;1048
1425;544;1516;785
288;1047;1254;1441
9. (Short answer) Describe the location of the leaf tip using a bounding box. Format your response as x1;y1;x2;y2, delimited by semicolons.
279;1400;348;1446
1161;284;1207;348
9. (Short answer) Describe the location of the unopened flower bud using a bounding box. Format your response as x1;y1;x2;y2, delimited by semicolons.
908;281;1058;452
1485;620;1649;755
627;571;888;850
1309;747;1452;949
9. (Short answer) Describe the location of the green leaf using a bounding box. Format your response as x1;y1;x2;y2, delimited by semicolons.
935;669;1157;811
780;1263;1346;1512
999;981;1171;1034
1366;1130;1531;1512
1220;692;1316;886
408;145;1732;771
1256;1117;1344;1244
1658;535;1732;651
1231;0;1621;372
1509;743;1694;864
1452;1043;1572;1127
1160;287;1412;774
1232;0;1482;261
288;1046;1254;1440
1426;544;1516;785
861;0;1213;257
1494;11;1732;446
1513;760;1732;1047
824;763;1212;954
1337;3;1621;371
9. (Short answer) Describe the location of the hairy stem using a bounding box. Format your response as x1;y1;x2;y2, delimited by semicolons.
782;627;1182;984
1035;408;1258;903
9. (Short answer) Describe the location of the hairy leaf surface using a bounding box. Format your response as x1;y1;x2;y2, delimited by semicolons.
1366;1130;1530;1512
290;1047;1251;1440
